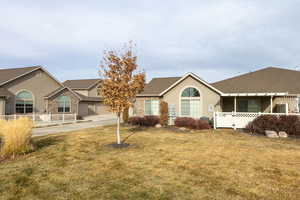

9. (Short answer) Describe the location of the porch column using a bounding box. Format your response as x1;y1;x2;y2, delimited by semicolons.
270;96;273;113
234;96;237;113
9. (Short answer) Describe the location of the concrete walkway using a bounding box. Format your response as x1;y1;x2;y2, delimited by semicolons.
32;118;116;137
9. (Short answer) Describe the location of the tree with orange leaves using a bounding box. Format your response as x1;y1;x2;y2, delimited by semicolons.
99;42;145;145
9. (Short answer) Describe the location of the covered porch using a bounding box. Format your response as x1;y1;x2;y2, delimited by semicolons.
221;93;290;113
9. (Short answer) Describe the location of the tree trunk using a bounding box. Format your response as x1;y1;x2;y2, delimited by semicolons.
116;114;121;144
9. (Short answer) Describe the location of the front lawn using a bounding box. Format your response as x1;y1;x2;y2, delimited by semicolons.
0;126;299;200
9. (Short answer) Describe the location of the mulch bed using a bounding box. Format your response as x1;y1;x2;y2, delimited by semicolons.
105;143;131;149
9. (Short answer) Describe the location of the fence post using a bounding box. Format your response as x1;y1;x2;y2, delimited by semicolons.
74;113;77;122
232;111;236;130
33;113;35;122
14;114;16;120
213;112;216;129
62;113;65;123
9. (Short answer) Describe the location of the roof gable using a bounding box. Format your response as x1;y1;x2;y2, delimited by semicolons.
0;66;64;88
138;73;223;97
0;66;40;86
63;79;101;90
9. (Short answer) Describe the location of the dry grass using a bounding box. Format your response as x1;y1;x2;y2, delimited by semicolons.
0;126;299;200
0;118;33;158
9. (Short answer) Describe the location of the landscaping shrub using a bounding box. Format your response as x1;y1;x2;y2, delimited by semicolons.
159;101;169;126
0;117;33;158
246;115;300;136
192;119;211;130
174;117;195;128
122;108;129;123
246;115;279;134
175;117;210;130
277;115;300;135
128;116;159;127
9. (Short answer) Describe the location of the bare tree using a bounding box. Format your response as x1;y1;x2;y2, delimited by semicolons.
99;42;145;144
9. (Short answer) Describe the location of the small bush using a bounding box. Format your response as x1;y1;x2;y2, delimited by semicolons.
0;117;33;158
246;115;279;134
246;115;300;136
128;116;159;127
159;101;169;126
122;108;129;123
192;119;211;130
175;117;210;130
277;115;300;135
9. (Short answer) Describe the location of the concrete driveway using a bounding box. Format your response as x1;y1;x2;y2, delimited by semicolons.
32;118;116;137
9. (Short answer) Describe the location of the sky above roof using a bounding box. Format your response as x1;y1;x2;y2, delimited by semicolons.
1;0;299;82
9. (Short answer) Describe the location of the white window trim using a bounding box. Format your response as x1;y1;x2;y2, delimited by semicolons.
57;95;71;113
179;86;202;118
15;89;35;114
144;99;159;116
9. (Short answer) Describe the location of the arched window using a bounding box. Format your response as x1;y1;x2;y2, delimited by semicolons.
57;96;71;113
16;91;33;114
181;87;201;118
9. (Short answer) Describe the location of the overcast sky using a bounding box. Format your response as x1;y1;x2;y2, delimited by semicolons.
0;0;299;83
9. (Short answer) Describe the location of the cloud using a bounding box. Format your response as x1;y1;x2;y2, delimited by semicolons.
0;0;299;82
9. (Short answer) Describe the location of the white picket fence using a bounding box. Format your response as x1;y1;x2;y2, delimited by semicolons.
214;111;300;129
0;113;77;125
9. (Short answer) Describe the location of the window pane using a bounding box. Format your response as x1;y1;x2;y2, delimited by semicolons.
181;88;190;97
65;107;70;112
57;96;71;112
145;100;152;115
181;99;190;116
238;100;248;112
248;100;260;112
190;88;200;97
190;99;200;118
25;104;33;113
181;87;200;97
151;100;159;115
168;104;176;116
16;104;25;114
16;91;33;100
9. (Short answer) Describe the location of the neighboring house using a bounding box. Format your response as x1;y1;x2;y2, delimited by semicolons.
63;79;111;116
0;66;110;117
134;67;300;119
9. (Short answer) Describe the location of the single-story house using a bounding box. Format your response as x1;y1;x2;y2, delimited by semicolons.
134;67;300;119
0;66;110;117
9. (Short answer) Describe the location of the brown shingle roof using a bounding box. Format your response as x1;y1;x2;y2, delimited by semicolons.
211;67;300;94
75;92;103;102
0;66;40;86
138;77;181;96
63;79;101;90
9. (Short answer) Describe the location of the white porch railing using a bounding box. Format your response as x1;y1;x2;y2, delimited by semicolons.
0;113;77;125
214;111;300;129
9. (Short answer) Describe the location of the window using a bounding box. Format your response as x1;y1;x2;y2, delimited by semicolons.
180;87;201;118
15;91;33;114
145;100;159;115
237;99;260;112
57;96;71;113
168;104;176;116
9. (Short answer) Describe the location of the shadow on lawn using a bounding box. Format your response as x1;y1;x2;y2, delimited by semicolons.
33;135;65;151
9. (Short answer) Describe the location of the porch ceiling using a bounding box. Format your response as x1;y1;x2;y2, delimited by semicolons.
221;92;288;97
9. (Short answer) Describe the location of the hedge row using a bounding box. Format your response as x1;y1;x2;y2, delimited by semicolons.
128;116;160;127
174;117;211;130
246;115;300;136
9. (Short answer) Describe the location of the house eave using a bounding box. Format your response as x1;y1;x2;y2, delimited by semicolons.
221;92;289;97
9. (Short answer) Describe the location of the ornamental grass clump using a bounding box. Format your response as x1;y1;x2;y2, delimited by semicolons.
0;117;33;159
